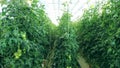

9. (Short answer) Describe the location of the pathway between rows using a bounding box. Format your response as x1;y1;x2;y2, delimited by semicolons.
77;56;90;68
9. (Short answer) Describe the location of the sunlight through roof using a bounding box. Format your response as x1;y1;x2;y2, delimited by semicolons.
40;0;102;25
0;0;108;25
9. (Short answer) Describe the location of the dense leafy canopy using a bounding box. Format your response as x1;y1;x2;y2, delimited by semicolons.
0;0;80;68
77;0;120;68
1;0;120;68
52;12;79;68
0;0;54;68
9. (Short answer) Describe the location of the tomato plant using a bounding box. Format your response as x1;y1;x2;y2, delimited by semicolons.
77;0;120;67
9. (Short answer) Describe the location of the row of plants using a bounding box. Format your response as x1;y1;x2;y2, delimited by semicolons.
1;0;120;68
77;0;120;68
0;0;80;68
0;0;55;68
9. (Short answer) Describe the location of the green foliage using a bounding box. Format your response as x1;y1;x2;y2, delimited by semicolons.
0;0;54;68
3;0;120;68
77;0;120;68
0;0;80;68
53;12;80;68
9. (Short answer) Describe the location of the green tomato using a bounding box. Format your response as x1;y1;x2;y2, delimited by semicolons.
14;49;22;59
